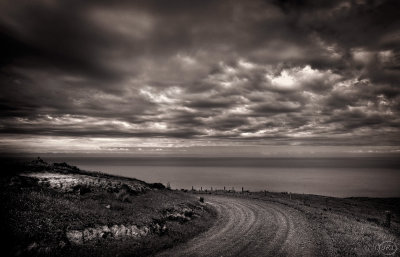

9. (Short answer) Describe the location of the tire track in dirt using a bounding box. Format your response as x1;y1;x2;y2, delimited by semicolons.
157;195;326;257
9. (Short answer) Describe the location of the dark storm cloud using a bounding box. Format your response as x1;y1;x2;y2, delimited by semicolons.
0;0;399;149
0;1;122;81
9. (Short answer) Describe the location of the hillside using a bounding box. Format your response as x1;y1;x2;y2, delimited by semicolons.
2;158;399;256
0;158;216;257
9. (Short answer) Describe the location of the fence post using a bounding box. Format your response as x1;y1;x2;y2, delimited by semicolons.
224;186;225;191
386;210;391;228
242;187;244;193
201;186;202;192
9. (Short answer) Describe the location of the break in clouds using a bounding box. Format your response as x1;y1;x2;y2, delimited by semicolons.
0;0;399;153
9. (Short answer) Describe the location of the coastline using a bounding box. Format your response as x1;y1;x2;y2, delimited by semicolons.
1;158;399;256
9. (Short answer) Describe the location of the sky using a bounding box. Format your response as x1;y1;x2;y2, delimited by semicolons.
0;0;399;156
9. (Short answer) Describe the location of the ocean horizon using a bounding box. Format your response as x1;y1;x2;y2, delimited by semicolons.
35;156;400;198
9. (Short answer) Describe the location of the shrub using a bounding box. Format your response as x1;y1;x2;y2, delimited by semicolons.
73;184;91;195
121;193;131;203
150;183;165;190
366;217;379;225
114;189;131;202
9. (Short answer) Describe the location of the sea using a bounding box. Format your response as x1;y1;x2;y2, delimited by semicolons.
40;156;400;198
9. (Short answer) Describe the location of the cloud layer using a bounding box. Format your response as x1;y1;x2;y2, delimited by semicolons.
1;0;400;153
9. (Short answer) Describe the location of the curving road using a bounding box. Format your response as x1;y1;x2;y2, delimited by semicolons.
157;195;326;257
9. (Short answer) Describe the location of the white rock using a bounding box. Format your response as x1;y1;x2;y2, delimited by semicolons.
66;230;83;245
139;227;149;236
83;228;97;241
130;225;140;237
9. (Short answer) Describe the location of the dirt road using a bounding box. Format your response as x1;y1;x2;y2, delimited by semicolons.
157;195;326;257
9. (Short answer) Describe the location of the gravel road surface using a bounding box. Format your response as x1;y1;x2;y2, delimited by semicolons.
157;195;326;257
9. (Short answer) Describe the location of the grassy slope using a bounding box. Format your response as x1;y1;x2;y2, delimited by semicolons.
0;159;216;257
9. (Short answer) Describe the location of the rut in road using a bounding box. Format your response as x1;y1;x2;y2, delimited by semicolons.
157;195;326;257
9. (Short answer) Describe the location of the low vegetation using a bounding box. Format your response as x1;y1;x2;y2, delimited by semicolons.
0;158;216;257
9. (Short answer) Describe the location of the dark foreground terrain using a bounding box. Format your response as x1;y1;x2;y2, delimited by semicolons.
1;158;399;257
0;158;216;257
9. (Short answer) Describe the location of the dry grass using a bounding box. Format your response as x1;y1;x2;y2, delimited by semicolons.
0;159;216;257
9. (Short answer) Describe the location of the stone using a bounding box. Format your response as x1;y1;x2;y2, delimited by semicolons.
83;228;98;241
66;230;83;245
110;225;119;237
58;241;66;248
130;225;140;237
139;226;149;236
119;225;127;237
27;242;38;251
100;225;111;238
